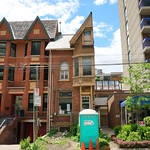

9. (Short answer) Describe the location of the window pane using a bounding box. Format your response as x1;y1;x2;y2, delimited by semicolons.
59;92;72;114
8;66;14;81
0;66;4;80
31;41;41;55
82;57;92;75
60;62;69;80
74;58;79;76
25;43;28;56
28;93;33;111
10;43;16;57
30;65;40;80
43;93;47;111
82;96;90;109
0;42;6;56
44;65;48;80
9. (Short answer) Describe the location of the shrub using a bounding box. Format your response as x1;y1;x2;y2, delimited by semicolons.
127;132;141;141
31;137;47;150
131;124;138;132
117;130;128;141
99;131;110;142
20;137;31;150
144;116;150;127
47;128;58;137
113;125;121;135
121;125;131;136
70;123;78;136
99;138;109;147
137;126;150;140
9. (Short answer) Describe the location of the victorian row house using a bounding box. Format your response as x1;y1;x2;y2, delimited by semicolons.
0;13;95;143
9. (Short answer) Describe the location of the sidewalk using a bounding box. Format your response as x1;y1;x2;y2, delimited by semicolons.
0;145;20;150
100;126;114;137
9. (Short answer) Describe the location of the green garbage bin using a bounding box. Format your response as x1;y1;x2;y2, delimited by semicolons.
79;109;99;148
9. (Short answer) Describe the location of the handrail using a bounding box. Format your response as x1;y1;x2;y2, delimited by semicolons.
0;119;6;128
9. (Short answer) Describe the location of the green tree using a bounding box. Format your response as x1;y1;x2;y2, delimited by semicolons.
122;63;150;122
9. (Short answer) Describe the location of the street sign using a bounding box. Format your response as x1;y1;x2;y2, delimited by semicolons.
34;95;41;106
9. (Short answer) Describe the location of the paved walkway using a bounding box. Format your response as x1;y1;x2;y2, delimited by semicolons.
0;145;20;150
100;126;114;137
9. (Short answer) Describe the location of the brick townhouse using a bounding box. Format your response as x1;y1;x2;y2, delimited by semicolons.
0;12;95;143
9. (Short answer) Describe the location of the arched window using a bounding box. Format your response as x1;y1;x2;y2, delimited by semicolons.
60;62;69;80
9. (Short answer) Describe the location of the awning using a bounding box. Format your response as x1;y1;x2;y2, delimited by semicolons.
120;95;150;108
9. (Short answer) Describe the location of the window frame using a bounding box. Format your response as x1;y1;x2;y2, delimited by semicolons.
43;93;47;111
59;91;72;114
10;43;16;57
0;66;4;80
28;93;33;111
82;57;92;76
31;41;41;55
74;58;79;77
30;65;40;80
0;42;6;56
82;96;90;109
8;66;15;81
60;62;69;80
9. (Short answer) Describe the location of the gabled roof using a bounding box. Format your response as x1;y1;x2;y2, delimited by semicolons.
46;34;74;50
70;12;93;46
0;17;58;39
0;17;14;39
23;16;50;39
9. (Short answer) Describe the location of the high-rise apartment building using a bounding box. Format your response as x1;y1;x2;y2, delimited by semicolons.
117;0;150;79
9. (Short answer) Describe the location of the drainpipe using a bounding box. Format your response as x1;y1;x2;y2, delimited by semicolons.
47;49;52;132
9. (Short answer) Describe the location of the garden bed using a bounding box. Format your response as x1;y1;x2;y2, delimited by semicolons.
111;135;150;148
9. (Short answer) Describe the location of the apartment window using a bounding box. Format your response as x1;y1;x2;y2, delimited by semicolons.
8;66;14;81
28;93;33;111
25;43;28;56
23;65;26;80
0;42;6;56
82;96;90;109
30;65;40;80
44;42;49;56
44;65;48;80
31;41;41;55
74;58;79;76
83;30;92;45
82;57;92;75
60;62;69;80
10;43;16;57
0;66;4;80
43;93;47;111
59;91;72;114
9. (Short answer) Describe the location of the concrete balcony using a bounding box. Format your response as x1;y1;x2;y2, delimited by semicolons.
143;38;150;53
139;0;150;15
141;18;150;33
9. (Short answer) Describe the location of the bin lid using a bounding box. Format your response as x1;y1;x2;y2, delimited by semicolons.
79;109;98;115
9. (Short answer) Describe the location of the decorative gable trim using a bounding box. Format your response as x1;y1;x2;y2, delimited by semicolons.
23;16;50;39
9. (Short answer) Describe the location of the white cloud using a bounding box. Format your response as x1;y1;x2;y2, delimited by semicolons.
94;0;117;5
94;21;113;38
61;15;84;34
0;0;79;21
95;29;123;73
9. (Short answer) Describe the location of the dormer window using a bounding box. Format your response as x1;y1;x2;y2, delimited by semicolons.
82;30;92;46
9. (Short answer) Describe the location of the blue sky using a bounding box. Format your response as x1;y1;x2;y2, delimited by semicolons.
0;0;122;73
